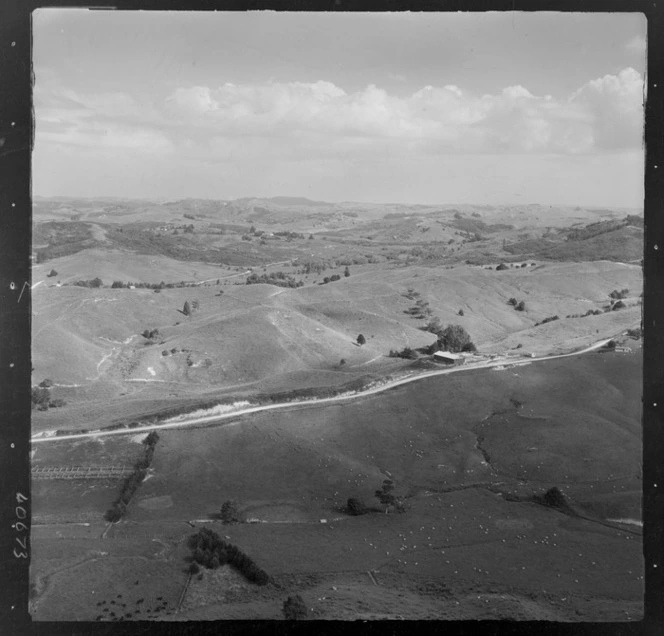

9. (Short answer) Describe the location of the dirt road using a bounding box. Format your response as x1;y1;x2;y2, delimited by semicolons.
31;337;616;445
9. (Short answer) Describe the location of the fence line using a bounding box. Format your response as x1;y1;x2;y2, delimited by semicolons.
32;465;132;480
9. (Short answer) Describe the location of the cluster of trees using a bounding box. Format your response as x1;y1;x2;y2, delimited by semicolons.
609;288;629;300
111;280;202;289
566;309;603;319
507;298;526;311
187;528;270;585
402;290;435;320
141;328;160;341
105;432;159;522
388;346;418;360
274;230;306;240
420;321;477;354
73;277;103;288
321;274;341;284
246;272;304;288
31;381;66;411
535;315;560;327
299;259;331;275
626;327;642;339
181;299;200;316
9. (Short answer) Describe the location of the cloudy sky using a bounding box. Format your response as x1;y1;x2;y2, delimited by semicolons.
33;10;646;207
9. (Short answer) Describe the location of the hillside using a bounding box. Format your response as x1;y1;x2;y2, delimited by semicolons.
32;252;641;433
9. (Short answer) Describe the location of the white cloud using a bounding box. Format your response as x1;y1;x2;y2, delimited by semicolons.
34;69;644;162
570;67;644;150
625;34;646;55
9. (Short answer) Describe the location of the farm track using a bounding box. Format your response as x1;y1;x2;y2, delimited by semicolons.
31;336;618;445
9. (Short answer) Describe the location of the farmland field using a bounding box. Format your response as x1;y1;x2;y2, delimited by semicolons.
30;191;644;624
31;322;643;621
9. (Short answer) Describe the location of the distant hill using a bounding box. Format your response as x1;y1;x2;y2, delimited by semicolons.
504;217;643;263
264;196;331;207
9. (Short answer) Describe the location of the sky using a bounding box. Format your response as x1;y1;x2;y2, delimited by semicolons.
32;10;647;207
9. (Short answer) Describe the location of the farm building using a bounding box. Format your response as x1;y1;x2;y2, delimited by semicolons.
432;351;465;365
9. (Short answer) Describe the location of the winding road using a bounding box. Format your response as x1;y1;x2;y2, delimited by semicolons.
31;337;616;445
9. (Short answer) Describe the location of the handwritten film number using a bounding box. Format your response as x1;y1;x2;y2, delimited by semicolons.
14;493;28;558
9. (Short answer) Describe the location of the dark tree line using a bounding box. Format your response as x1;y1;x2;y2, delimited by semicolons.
104;432;160;522
187;528;270;585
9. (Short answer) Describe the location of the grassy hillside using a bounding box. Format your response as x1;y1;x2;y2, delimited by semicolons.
31;346;642;621
31;255;641;434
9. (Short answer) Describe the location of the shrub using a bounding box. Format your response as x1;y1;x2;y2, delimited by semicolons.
627;327;642;339
31;386;51;409
282;595;308;620
339;359;346;367
357;334;366;345
48;398;66;408
162;350;169;356
612;300;626;310
346;498;368;516
496;263;509;271
388;347;417;360
507;298;517;306
39;378;54;388
515;301;526;311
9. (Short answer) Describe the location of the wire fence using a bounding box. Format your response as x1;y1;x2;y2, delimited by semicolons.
32;465;132;480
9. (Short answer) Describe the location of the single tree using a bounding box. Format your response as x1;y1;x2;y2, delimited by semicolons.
458;309;464;316
508;297;518;306
220;500;241;524
436;324;474;353
375;479;401;513
357;334;366;346
515;301;526;311
47;269;58;277
183;300;191;316
344;266;350;277
282;595;308;620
